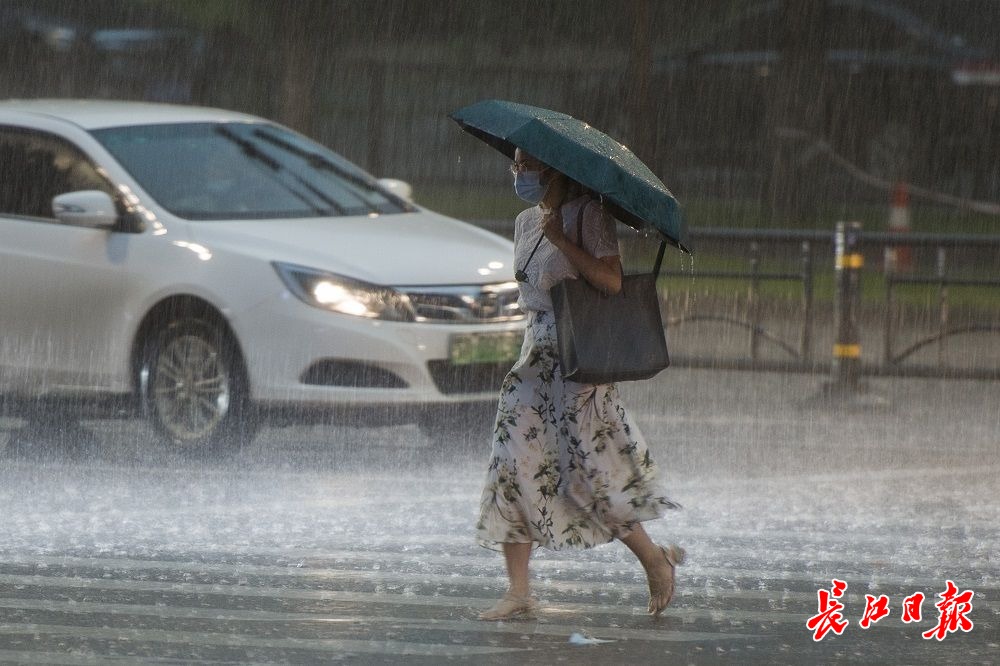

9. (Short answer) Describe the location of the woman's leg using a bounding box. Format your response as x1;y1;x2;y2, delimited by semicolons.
478;542;535;620
502;542;532;597
620;524;682;615
619;523;661;572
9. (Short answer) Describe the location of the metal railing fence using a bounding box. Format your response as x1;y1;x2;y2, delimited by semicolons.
661;226;1000;381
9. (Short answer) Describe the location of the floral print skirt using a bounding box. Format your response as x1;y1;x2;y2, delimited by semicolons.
477;309;678;551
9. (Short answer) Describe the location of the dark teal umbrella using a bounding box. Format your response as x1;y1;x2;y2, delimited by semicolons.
449;99;689;252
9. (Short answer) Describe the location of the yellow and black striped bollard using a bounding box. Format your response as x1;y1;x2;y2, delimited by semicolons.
831;221;864;394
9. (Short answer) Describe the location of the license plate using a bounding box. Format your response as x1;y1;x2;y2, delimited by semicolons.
449;331;522;365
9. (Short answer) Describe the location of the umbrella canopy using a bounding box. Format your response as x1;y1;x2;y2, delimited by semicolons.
449;99;689;252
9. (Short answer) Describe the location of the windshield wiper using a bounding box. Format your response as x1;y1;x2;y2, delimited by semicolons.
252;129;371;184
214;125;281;170
213;126;345;215
253;128;413;213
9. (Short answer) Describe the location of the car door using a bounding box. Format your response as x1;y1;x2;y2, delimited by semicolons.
0;126;134;395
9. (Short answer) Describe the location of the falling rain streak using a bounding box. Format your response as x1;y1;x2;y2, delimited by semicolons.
1;1;999;663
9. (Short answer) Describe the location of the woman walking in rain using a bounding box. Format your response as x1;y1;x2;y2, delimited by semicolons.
476;147;683;621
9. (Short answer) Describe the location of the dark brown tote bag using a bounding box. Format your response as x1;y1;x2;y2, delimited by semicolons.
549;206;670;384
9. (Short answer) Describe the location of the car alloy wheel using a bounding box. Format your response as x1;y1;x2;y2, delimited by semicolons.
151;332;231;442
142;317;254;455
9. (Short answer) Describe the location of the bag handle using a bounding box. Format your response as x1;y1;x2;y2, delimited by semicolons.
653;237;667;278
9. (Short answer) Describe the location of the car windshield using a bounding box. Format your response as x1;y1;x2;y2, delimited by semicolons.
91;122;410;220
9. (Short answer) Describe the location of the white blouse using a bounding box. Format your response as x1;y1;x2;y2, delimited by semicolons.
513;195;620;312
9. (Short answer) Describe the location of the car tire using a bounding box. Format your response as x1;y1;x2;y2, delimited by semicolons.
140;317;256;457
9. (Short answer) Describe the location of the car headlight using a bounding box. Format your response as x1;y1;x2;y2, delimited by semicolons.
272;262;415;321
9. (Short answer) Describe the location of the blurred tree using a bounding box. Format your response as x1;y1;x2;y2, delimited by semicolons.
764;0;830;223
150;0;326;133
624;0;655;165
274;0;325;134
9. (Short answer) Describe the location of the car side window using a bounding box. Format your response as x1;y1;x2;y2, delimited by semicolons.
0;127;114;223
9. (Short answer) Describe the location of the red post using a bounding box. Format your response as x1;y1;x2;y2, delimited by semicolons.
884;182;913;272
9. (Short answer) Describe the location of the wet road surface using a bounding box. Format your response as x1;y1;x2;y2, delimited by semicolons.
1;369;997;664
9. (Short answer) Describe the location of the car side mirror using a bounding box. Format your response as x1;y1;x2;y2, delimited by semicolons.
52;190;119;229
377;178;413;202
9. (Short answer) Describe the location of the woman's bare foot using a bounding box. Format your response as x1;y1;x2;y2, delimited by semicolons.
478;592;538;621
647;544;685;617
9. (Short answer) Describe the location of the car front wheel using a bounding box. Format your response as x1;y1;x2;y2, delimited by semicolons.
141;318;255;456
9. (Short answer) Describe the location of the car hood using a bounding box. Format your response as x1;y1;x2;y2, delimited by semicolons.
185;209;515;286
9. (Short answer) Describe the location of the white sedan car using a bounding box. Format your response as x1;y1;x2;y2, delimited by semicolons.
0;100;524;453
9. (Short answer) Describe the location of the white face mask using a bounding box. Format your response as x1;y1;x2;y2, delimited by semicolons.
514;170;545;204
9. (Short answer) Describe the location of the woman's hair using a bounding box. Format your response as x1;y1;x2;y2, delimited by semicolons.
563;175;599;202
541;162;595;201
531;152;600;204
